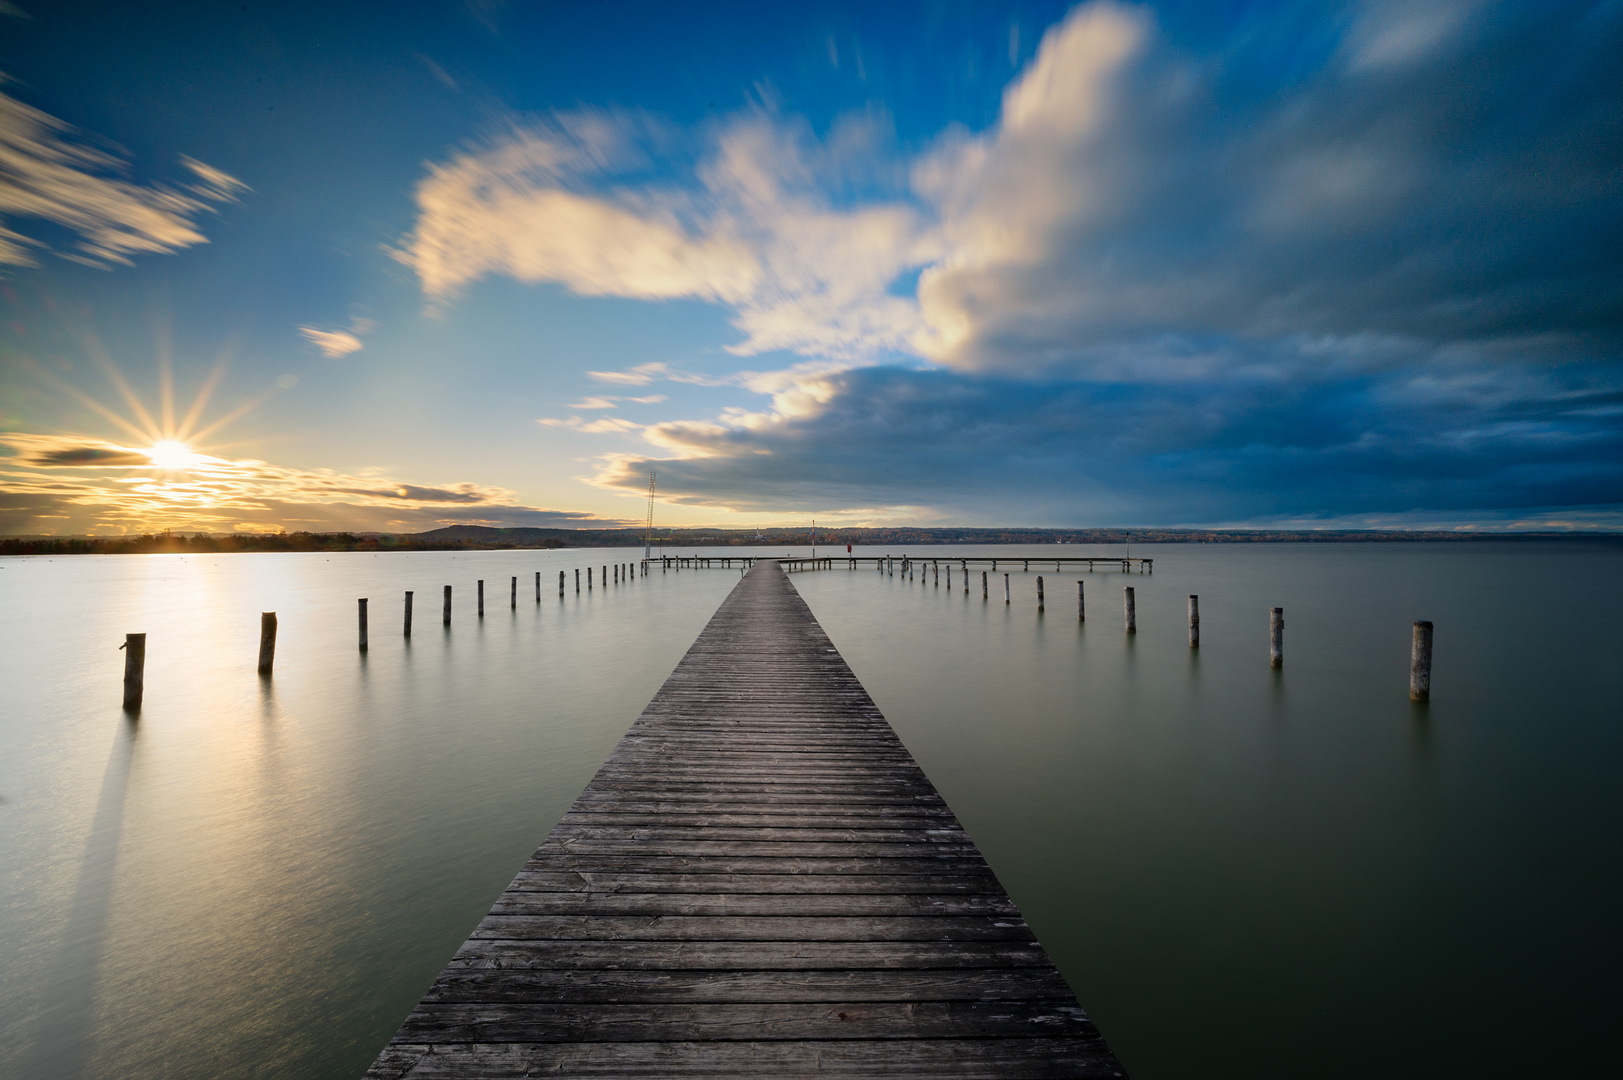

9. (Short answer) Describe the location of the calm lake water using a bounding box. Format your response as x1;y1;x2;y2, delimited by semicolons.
1;542;1619;1078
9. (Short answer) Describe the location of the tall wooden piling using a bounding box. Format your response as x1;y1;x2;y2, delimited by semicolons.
443;586;452;625
574;569;579;593
358;598;368;652
1270;607;1284;667
404;591;413;637
1037;576;1044;611
1123;587;1136;634
1004;573;1010;604
258;612;277;673
1188;595;1199;648
588;567;593;589
478;580;485;617
1077;580;1085;621
558;571;565;596
1411;620;1433;700
120;632;145;710
535;572;541;602
982;570;988;599
511;577;517;609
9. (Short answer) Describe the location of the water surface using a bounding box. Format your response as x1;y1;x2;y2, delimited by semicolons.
1;542;1618;1078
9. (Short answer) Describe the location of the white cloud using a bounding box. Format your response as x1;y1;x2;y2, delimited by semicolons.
298;316;375;358
0;87;246;267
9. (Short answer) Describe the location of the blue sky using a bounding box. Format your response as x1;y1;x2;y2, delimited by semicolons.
1;0;1620;533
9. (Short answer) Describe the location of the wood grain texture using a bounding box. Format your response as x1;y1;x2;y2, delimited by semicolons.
366;561;1125;1079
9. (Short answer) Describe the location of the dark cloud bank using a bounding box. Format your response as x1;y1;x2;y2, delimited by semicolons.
612;1;1623;526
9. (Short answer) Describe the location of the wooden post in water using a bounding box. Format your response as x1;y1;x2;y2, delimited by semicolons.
1270;607;1284;667
443;586;452;625
982;570;988;599
1188;595;1199;648
535;572;541;602
511;577;517;609
358;598;368;652
559;571;565;596
588;567;593;589
602;565;607;588
1123;588;1136;634
1077;580;1085;621
1410;621;1433;701
574;569;579;593
258;612;278;672
933;562;939;586
1003;573;1010;604
120;632;145;710
1037;576;1044;611
404;591;413;636
478;580;485;617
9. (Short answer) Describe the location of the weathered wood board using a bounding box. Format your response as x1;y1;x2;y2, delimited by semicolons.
366;561;1125;1079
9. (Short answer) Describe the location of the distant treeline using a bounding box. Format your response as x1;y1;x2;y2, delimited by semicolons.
412;524;1616;548
1;531;571;556
6;524;1609;557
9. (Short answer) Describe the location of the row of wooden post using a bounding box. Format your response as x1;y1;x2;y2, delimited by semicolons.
895;570;1433;700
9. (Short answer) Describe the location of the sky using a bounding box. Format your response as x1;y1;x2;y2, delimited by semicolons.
1;0;1620;534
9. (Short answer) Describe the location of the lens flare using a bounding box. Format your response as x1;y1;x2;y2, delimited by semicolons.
147;439;202;470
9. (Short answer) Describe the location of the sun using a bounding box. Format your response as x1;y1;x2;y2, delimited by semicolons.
147;439;203;470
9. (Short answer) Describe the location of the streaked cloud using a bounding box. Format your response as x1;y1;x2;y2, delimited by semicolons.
565;394;668;409
0;431;619;534
0;86;246;267
298;316;375;358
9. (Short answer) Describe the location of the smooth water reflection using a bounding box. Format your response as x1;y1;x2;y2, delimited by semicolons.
1;542;1619;1078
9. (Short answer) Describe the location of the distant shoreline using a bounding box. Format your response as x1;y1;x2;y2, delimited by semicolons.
4;525;1619;556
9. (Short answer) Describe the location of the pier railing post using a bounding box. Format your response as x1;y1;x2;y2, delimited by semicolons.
1077;580;1085;621
358;598;368;652
404;591;413;636
121;632;145;710
258;612;277;672
1411;621;1433;700
1124;588;1135;634
1270;607;1284;667
1188;595;1199;648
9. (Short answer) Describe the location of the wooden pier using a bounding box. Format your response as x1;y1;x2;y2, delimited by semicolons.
366;561;1124;1078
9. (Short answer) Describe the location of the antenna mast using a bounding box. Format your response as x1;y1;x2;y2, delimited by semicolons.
644;471;656;560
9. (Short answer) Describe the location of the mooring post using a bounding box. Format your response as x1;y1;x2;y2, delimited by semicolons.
1004;573;1010;604
1037;576;1044;611
358;598;368;652
404;591;414;636
574;569;580;593
1270;607;1284;667
588;567;593;589
982;570;988;599
535;572;541;602
934;562;939;586
511;577;517;609
120;632;145;710
258;612;278;672
559;571;565;596
1077;580;1085;620
1411;621;1433;700
478;580;485;617
443;585;451;625
1188;595;1199;647
602;565;607;588
1124;588;1136;634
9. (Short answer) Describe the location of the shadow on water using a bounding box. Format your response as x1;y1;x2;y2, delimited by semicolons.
23;718;138;1080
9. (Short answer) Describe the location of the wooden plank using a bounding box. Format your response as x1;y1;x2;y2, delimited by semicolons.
392;999;1097;1041
366;560;1125;1079
445;939;1060;971
368;1038;1124;1079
